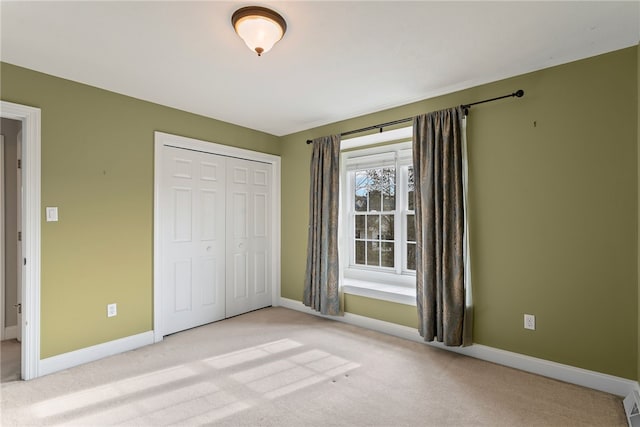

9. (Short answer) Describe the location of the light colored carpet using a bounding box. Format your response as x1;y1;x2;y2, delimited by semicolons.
1;307;627;426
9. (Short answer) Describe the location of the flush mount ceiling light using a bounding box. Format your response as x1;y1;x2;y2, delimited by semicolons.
232;6;287;56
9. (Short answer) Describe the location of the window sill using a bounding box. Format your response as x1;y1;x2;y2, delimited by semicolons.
342;278;416;306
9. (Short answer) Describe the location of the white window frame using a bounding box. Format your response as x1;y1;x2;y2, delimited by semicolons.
340;136;417;305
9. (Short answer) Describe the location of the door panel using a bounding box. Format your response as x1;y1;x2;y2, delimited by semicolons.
232;192;248;239
254;193;267;237
172;259;192;312
162;146;226;335
199;258;217;305
173;188;192;241
233;253;248;299
226;158;272;317
200;190;218;240
254;252;267;294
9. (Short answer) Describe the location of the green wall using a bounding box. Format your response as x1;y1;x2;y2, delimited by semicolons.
344;295;417;328
280;47;639;380
0;63;281;358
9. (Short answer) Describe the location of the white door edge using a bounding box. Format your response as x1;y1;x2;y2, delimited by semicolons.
153;131;281;342
0;101;41;380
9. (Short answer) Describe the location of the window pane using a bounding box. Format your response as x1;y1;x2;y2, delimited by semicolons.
369;190;381;211
381;242;394;267
381;167;395;211
406;214;415;242
366;215;379;239
355;241;365;265
355;171;368;212
367;242;379;266
407;243;416;271
383;192;395;211
407;166;415;211
355;215;365;239
380;215;394;240
355;167;396;213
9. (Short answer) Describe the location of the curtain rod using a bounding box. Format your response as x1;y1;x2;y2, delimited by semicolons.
305;89;524;144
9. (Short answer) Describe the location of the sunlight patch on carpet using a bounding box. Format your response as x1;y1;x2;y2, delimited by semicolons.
26;338;359;425
230;348;360;399
204;338;303;369
31;365;197;418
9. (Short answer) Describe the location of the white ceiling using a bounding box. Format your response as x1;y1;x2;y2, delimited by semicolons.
1;1;638;136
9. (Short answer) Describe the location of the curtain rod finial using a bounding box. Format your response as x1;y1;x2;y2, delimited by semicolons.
514;89;524;98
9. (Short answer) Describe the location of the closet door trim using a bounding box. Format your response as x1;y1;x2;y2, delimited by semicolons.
153;132;281;343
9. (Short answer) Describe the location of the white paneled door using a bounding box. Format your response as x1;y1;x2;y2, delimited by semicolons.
225;157;272;318
161;146;227;335
160;145;272;336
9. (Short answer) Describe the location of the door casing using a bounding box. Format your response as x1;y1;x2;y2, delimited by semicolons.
153;131;281;342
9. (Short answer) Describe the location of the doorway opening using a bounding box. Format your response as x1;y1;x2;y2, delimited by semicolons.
0;100;41;380
1;118;22;382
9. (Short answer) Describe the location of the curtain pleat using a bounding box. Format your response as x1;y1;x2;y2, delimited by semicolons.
413;107;469;346
303;135;341;315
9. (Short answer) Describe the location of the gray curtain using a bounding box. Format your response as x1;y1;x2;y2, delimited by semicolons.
303;135;341;316
413;107;468;346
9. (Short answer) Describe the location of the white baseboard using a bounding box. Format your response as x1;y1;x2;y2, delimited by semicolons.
279;297;638;397
39;331;154;377
4;325;17;340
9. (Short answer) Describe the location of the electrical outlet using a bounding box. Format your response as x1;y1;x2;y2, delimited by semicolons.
524;314;535;330
107;303;117;318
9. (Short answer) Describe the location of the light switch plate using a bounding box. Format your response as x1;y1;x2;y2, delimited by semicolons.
107;303;117;318
46;207;58;222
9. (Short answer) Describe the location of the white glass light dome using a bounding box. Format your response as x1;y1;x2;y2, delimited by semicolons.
232;7;287;56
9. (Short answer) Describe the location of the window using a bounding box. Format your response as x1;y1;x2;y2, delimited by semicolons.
341;141;416;295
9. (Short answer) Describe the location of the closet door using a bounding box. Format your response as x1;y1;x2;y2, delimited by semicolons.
225;158;272;317
161;146;226;335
